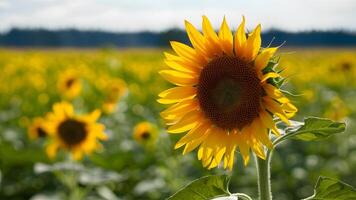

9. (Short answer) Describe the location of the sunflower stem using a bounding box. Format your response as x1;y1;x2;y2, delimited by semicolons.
256;153;273;200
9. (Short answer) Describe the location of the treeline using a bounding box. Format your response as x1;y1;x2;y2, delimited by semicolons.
0;28;356;47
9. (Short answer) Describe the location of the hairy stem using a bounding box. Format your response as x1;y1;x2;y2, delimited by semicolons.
256;152;273;200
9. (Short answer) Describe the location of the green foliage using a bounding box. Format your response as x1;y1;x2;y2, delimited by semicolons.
305;176;356;200
276;117;346;144
168;175;230;200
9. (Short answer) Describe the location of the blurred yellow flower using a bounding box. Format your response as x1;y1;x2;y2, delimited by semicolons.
324;97;349;121
28;117;48;139
102;78;127;114
44;102;107;160
133;122;158;145
57;70;82;99
158;16;297;170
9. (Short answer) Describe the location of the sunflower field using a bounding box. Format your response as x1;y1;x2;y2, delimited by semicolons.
0;46;355;200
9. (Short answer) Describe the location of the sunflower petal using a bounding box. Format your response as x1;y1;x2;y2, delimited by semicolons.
264;84;290;103
175;121;210;149
263;97;290;125
158;87;196;104
202;15;219;44
167;110;202;133
202;15;223;56
218;16;233;55
244;24;261;62
185;20;208;56
182;133;210;155
234;16;247;57
170;41;206;65
260;72;281;83
255;47;278;71
164;59;201;74
161;99;199;122
259;110;280;136
46;142;59;159
159;70;198;86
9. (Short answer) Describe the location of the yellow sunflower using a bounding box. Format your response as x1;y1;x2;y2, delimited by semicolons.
102;78;127;114
133;122;158;145
44;102;107;160
28;117;48;139
158;16;297;170
57;70;81;99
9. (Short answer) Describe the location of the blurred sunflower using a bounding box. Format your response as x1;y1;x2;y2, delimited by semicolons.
102;78;127;114
44;102;107;160
133;122;158;145
28;117;48;139
57;70;81;99
158;16;297;170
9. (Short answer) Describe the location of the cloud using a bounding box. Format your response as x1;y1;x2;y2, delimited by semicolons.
0;0;355;32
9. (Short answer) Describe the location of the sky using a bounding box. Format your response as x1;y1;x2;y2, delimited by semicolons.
1;0;356;33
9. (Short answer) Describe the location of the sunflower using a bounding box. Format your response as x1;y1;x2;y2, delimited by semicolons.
28;117;48;139
57;70;81;99
44;102;107;160
105;78;127;102
133;122;158;145
102;78;127;114
158;16;297;170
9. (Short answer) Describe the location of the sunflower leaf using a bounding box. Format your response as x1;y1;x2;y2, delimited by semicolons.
167;175;231;200
275;117;346;145
303;176;356;200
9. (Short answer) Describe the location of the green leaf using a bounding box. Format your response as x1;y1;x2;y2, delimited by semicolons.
276;117;346;145
168;175;230;200
305;176;356;200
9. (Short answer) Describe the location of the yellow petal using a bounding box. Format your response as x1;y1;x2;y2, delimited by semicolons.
244;24;261;62
202;15;223;56
255;47;277;71
202;15;220;45
237;137;250;166
218;16;233;55
282;102;298;113
46;142;59;159
165;51;202;70
170;41;206;65
264;84;290;103
185;20;208;56
260;72;281;83
167;110;202;133
208;147;226;169
182;133;210;155
157;87;196;104
175;121;210;149
263;97;290;125
234;16;247;57
164;57;201;73
53;101;73;118
81;109;101;123
159;70;198;86
161;99;199;121
253;119;273;149
259;110;280;136
72;149;83;160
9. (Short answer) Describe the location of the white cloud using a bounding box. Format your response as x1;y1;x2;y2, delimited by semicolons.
0;0;355;32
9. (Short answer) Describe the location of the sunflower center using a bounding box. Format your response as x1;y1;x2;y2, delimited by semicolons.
141;132;150;140
66;78;75;88
58;119;87;146
36;127;47;137
197;56;263;130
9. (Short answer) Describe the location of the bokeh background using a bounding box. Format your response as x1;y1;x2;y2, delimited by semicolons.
1;0;356;200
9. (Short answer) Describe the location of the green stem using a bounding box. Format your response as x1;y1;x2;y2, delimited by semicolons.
256;152;273;200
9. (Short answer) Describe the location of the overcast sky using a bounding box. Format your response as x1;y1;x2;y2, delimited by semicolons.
1;0;356;33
